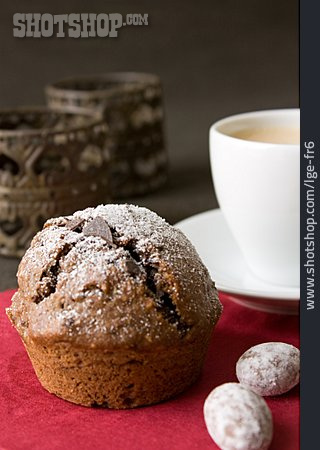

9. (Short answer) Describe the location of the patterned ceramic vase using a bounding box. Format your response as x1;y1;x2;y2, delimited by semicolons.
0;108;110;256
46;72;168;198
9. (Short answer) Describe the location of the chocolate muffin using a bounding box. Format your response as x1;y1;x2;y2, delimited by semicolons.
7;204;222;409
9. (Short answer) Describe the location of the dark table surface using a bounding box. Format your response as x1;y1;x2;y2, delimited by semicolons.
0;0;298;290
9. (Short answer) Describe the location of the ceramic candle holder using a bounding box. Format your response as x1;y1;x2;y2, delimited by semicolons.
45;72;168;198
0;108;110;257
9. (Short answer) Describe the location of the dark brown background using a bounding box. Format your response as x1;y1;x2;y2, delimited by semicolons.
0;0;298;289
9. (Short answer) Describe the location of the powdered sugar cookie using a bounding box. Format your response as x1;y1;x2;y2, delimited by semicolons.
236;342;300;396
204;383;273;450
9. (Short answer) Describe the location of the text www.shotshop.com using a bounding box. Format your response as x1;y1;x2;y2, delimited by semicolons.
304;141;317;310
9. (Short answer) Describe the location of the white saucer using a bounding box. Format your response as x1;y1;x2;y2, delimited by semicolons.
175;209;299;314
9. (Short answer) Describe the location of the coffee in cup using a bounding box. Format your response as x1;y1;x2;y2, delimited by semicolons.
230;126;299;145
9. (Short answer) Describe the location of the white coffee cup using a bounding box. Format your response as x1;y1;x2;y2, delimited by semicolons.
209;109;300;287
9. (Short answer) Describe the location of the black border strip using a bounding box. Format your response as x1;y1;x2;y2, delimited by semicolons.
300;0;320;448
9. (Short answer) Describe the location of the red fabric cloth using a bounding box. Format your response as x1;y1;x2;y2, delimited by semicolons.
0;290;299;450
